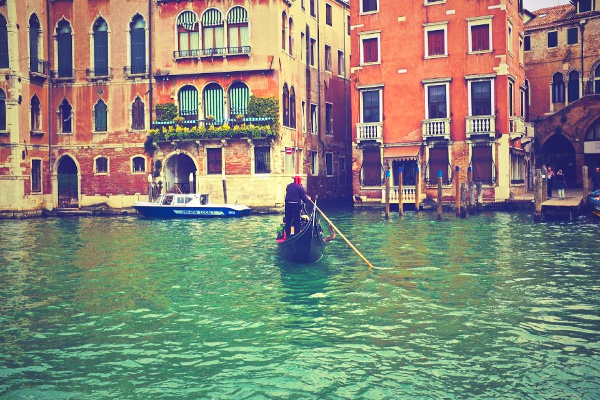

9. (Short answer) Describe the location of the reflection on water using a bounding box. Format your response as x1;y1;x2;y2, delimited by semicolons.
1;211;599;399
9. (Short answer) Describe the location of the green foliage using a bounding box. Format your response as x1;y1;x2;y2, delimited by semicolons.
153;159;162;178
150;123;275;145
248;96;279;129
144;135;156;156
173;116;185;125
155;103;178;122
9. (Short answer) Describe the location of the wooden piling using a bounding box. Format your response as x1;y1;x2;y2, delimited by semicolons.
398;167;404;216
541;165;548;203
437;170;443;220
385;169;390;219
455;166;460;217
469;182;476;214
582;165;589;207
460;183;468;218
476;182;483;212
467;166;472;212
534;168;543;221
415;166;420;212
222;171;228;204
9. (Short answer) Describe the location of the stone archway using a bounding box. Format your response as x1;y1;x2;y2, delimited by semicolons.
163;153;197;193
57;156;79;208
540;134;576;186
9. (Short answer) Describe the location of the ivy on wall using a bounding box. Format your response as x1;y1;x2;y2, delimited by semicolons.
155;103;178;122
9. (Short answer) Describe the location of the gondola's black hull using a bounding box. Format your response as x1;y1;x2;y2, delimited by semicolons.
277;210;326;263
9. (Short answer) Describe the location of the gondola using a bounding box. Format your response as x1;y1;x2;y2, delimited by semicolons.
589;190;600;218
277;202;327;263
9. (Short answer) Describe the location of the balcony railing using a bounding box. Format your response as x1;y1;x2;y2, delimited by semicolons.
356;122;383;143
29;59;50;77
466;115;495;138
227;46;251;55
201;48;226;57
509;116;525;139
422;118;450;140
381;186;417;204
50;69;75;80
124;65;149;77
86;67;112;80
174;49;201;59
152;117;273;130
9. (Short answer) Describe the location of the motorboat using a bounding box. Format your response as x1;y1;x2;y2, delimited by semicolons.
133;193;250;218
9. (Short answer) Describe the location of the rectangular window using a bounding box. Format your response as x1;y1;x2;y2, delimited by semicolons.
471;23;490;52
326;152;334;176
361;36;379;64
31;159;42;193
548;31;558;48
133;157;146;173
426;28;446;57
428;146;450;185
579;0;592;12
207;148;222;174
95;157;108;174
255;147;271;173
471;81;492;116
507;22;513;54
310;38;316;66
511;153;525;184
338;50;344;75
311;103;318;134
301;0;305;10
301;32;305;61
326;4;332;26
362;90;380;123
301;100;306;133
347;16;351;36
520;88;526;117
361;0;378;13
361;147;381;186
524;35;530;51
326;103;333;135
519;36;524;64
509;81;514;116
471;145;493;184
427;85;447;119
310;0;316;17
567;27;578;45
325;45;332;71
310;150;318;175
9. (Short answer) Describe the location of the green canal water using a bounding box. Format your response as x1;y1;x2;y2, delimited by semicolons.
1;210;599;399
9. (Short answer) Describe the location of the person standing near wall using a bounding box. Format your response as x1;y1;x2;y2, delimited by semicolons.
547;166;555;198
592;167;600;192
555;169;566;200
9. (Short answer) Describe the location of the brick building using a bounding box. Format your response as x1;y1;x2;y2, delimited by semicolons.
524;0;600;185
350;0;530;206
0;0;351;214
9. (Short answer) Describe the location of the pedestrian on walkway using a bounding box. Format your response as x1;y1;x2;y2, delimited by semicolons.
547;166;554;198
592;166;600;192
555;169;566;200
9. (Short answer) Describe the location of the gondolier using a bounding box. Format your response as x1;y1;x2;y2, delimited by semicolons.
285;176;311;237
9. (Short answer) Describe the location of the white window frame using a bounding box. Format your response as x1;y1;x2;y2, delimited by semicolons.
325;152;334;177
359;87;383;123
467;16;493;54
508;78;515;116
310;37;316;67
467;77;495;116
359;31;381;66
94;155;110;175
424;0;447;5
547;30;558;48
310;103;318;134
519;34;524;66
507;20;513;56
57;98;74;135
310;150;319;175
326;102;333;135
424;22;448;59
301;100;306;133
423;79;450;120
92;99;109;134
131;155;147;174
360;0;379;15
324;44;332;72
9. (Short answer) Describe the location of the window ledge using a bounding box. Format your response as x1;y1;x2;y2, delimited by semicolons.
0;130;9;136
359;10;379;16
132;172;147;175
30;130;45;136
360;61;382;66
425;54;448;60
93;131;109;135
424;0;447;5
58;132;74;136
468;50;493;55
30;71;49;79
94;172;109;176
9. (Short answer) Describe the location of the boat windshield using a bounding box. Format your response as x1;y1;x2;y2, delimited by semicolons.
161;195;174;205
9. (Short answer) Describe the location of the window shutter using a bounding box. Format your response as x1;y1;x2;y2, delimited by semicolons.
0;98;5;131
203;84;224;121
472;145;493;183
94;30;108;76
29;27;39;71
471;24;489;51
95;101;107;132
0;18;8;69
131;27;146;74
362;148;381;186
229;83;249;116
429;147;449;184
58;32;72;77
178;86;199;119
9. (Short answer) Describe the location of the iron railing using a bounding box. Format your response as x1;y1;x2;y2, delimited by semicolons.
50;69;75;79
30;59;50;77
174;49;201;59
86;67;112;79
424;162;453;185
201;48;226;57
151;117;273;130
227;46;251;55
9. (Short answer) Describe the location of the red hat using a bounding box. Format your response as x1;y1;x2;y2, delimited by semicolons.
294;175;302;185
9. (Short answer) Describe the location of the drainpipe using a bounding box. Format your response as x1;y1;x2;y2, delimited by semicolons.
148;0;153;126
343;3;349;198
317;0;325;156
580;19;587;109
46;0;52;180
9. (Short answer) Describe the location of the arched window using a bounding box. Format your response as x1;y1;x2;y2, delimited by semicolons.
94;99;108;132
0;15;8;69
202;9;224;56
130;15;146;74
229;82;249;116
59;98;72;133
289;18;293;56
132;96;145;130
290;86;296;128
56;20;73;78
178;85;199;121
31;95;41;132
0;89;5;131
93;17;109;77
568;70;579;103
227;6;249;54
203;83;224;122
95;156;108;174
282;83;290;127
132;156;146;173
29;14;41;73
595;64;600;94
552;73;564;103
281;12;287;52
176;11;199;57
585;119;600;142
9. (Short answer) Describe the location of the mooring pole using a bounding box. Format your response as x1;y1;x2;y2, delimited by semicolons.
415;166;420;212
455;166;460;217
147;173;153;202
534;168;543;221
222;170;228;204
582;165;589;207
437;170;443;220
398;167;403;216
476;182;483;212
467;166;472;213
460;182;467;218
542;165;548;203
385;169;390;219
189;172;194;194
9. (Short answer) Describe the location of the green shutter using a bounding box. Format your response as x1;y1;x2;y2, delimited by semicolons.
202;9;223;27
227;7;248;24
203;84;224;121
95;101;107;132
229;83;249;116
177;11;198;31
178;85;198;117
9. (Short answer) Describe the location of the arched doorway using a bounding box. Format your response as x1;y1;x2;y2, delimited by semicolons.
584;118;600;173
540;134;576;186
164;153;197;193
57;156;79;207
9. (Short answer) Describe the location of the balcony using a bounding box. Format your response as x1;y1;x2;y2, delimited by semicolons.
86;67;113;81
356;122;383;143
174;49;200;59
381;186;417;204
226;46;251;56
200;48;226;57
422;118;450;140
465;115;495;139
124;65;149;79
50;69;76;82
509;116;525;139
29;59;49;78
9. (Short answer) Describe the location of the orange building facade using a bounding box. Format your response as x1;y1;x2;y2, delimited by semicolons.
0;0;351;214
524;1;600;185
350;0;529;205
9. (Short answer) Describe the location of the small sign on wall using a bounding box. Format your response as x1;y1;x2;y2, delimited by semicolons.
584;141;600;154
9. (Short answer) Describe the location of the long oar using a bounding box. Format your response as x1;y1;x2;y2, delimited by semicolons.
309;199;374;269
